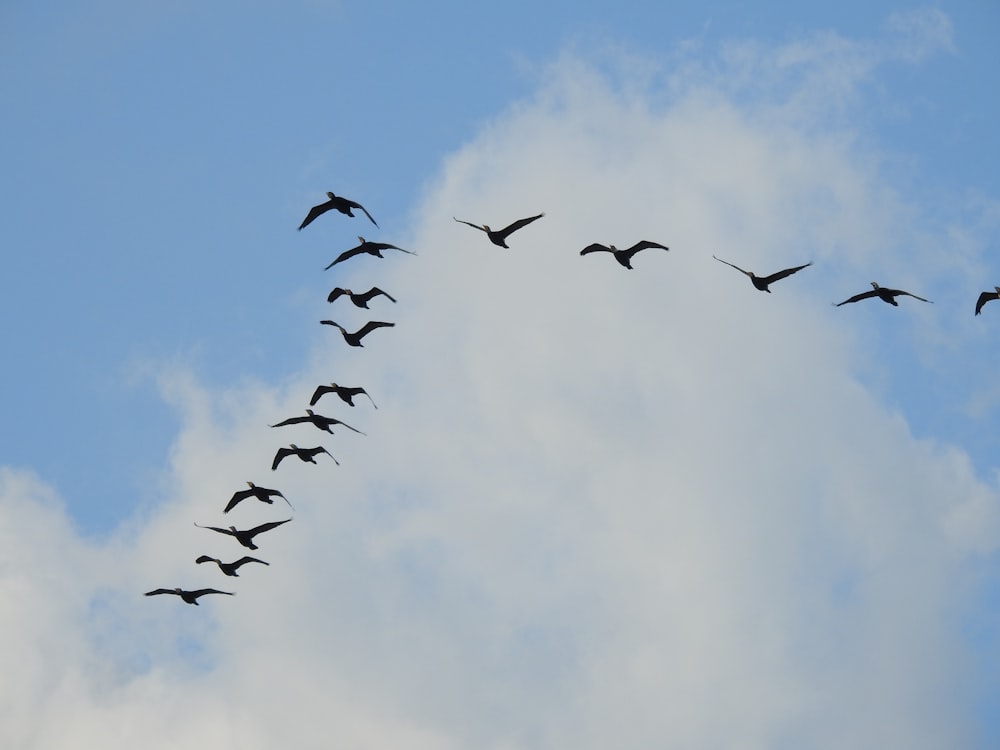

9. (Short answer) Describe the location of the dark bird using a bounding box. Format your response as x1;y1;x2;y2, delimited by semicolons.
324;237;414;270
975;286;1000;316
144;587;234;605
310;383;378;409
271;444;338;471
298;192;377;230
195;555;270;577
580;240;669;269
224;482;292;514
453;213;545;248
194;519;293;550
834;282;933;307
320;320;394;347
712;255;812;292
269;409;365;435
327;286;397;308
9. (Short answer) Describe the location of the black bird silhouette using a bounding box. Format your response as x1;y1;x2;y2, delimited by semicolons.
224;482;292;513
975;286;1000;315
310;383;378;409
194;519;292;550
144;587;234;605
580;240;669;269
271;444;337;470
835;282;932;307
269;409;365;435
298;192;377;230
327;286;397;308
453;213;545;248
324;237;414;270
712;255;812;292
320;320;394;347
195;555;270;577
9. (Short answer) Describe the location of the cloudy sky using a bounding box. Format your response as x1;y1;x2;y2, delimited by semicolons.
3;1;1000;747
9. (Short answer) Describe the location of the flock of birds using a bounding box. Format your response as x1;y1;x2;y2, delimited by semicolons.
145;187;1000;606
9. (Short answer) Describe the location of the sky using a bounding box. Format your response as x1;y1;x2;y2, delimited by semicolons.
2;1;1000;747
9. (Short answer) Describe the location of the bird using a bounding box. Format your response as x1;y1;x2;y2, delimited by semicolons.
224;482;292;513
269;409;366;435
453;213;544;248
271;444;338;470
298;192;377;230
309;383;377;409
320;320;394;347
324;237;414;270
975;286;1000;315
194;519;292;550
834;282;932;307
580;240;669;269
144;587;234;605
195;555;270;577
712;255;812;292
327;286;397;308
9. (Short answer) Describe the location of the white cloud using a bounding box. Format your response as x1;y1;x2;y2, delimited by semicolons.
2;17;998;749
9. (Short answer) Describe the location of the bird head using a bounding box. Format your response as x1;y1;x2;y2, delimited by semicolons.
870;282;880;289
305;409;315;416
326;191;335;199
246;481;255;488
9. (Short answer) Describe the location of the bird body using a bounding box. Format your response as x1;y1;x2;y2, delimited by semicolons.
195;555;270;577
327;286;397;308
712;255;812;292
975;286;1000;315
195;519;292;550
271;444;337;470
453;213;544;248
580;240;669;269
144;587;234;605
269;409;365;435
320;320;394;347
835;282;932;307
325;237;413;269
299;192;377;230
224;482;291;513
310;383;377;409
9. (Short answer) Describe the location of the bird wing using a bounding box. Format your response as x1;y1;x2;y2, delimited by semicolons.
309;384;333;406
975;291;998;315
297;202;330;230
318;415;365;435
195;555;217;565
712;254;751;277
759;262;812;285
350;200;378;227
454;217;487;233
249;519;292;536
234;556;270;567
327;287;349;303
366;286;397;303
194;522;232;536
835;289;878;306
895;290;932;303
144;588;177;597
189;589;234;599
324;246;365;270
580;243;612;256
270;416;308;428
625;240;669;255
497;212;544;238
224;488;253;513
356;320;395;339
271;447;292;471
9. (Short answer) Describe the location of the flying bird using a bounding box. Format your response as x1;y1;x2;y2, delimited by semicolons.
224;482;292;513
298;192;377;230
320;320;394;347
712;255;812;292
324;237;414;270
327;286;397;308
580;240;669;269
453;213;545;248
269;409;365;435
194;519;293;550
271;444;338;470
144;587;234;605
195;555;270;577
975;286;1000;316
309;383;377;409
834;282;933;307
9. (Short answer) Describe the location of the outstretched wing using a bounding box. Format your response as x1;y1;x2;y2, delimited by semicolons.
348;200;378;227
144;588;177;597
298;201;330;231
319;414;366;435
497;212;544;239
759;262;812;285
194;522;231;536
327;287;350;303
356;320;395;339
271;447;292;471
625;240;669;255
189;589;234;599
309;384;335;406
712;254;751;277
454;217;487;233
324;245;366;270
363;286;397;304
269;416;308;428
310;446;340;465
895;289;932;303
224;488;253;513
975;290;999;315
835;289;878;306
195;555;217;565
580;243;612;256
248;518;293;537
233;556;270;568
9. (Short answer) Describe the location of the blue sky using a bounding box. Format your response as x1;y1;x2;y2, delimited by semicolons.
2;1;1000;747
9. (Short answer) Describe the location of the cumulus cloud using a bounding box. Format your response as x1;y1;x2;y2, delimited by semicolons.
2;15;998;749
